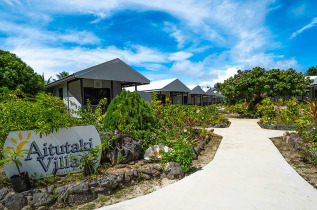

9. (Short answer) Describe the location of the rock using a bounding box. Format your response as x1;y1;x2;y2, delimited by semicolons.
0;203;5;210
4;193;27;210
288;125;295;130
0;188;11;201
144;144;172;160
152;164;162;171
164;162;184;180
47;185;55;194
103;134;142;165
33;192;55;207
69;182;89;194
132;169;140;179
141;173;151;180
277;125;286;130
97;174;118;189
192;150;198;160
68;182;97;205
139;167;152;175
215;124;224;128
193;146;201;155
199;141;206;150
55;185;71;203
116;172;125;183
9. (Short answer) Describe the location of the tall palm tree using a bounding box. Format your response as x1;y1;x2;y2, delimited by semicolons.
56;71;69;80
41;73;56;85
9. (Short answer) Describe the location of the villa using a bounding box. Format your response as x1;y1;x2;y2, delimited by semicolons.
203;87;216;105
188;85;206;105
125;78;191;104
46;58;150;110
309;77;317;99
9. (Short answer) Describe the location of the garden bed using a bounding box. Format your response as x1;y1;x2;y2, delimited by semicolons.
258;121;295;130
206;120;231;128
0;132;221;210
270;136;317;189
68;134;223;210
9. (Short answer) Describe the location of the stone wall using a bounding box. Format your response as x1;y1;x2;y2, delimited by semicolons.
0;161;184;210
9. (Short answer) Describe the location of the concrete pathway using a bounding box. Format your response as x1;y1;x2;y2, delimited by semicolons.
100;118;317;210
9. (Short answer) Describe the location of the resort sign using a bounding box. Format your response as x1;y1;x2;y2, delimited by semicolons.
2;126;101;179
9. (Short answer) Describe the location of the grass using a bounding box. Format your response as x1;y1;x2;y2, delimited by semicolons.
95;197;110;203
78;203;96;210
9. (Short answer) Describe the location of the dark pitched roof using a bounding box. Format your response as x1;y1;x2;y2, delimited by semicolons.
127;78;191;93
204;87;216;96
47;58;150;88
214;92;225;98
190;85;206;95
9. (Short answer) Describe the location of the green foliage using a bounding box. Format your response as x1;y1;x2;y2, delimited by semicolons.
56;71;69;80
257;98;276;123
0;92;79;150
305;66;317;76
75;98;108;132
279;97;300;125
224;102;258;118
258;97;300;126
0;149;29;175
103;90;156;133
218;67;310;109
78;146;101;176
295;99;317;150
0;49;45;95
162;138;194;172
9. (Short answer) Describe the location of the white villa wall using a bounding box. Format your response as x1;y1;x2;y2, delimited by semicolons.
52;79;123;110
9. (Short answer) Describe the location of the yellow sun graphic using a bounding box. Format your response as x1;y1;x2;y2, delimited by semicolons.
5;132;31;153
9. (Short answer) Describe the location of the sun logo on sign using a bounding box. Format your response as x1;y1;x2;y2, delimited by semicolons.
5;132;31;153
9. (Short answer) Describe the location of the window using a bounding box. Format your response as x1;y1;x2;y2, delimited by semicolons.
84;87;110;105
59;88;63;100
184;96;188;104
157;94;166;104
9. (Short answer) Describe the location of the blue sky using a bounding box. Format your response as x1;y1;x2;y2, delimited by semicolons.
0;0;316;87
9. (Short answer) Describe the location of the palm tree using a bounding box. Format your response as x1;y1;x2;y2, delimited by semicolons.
41;73;56;85
56;71;69;80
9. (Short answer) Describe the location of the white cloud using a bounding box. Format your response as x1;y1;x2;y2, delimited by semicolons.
170;60;205;77
290;17;317;39
168;51;193;61
164;22;187;49
0;21;101;45
198;67;238;88
10;45;169;79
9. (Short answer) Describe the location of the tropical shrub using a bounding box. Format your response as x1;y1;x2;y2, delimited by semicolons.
75;98;108;132
258;97;300;126
224;102;258;117
162;138;194;172
103;90;156;133
0;92;79;151
257;97;276;123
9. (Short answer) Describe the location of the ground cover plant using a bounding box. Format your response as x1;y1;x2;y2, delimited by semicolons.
257;97;317;163
257;97;302;127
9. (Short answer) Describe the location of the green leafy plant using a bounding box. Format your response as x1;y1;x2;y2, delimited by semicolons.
78;146;101;176
103;90;156;133
161;138;194;173
0;149;29;175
